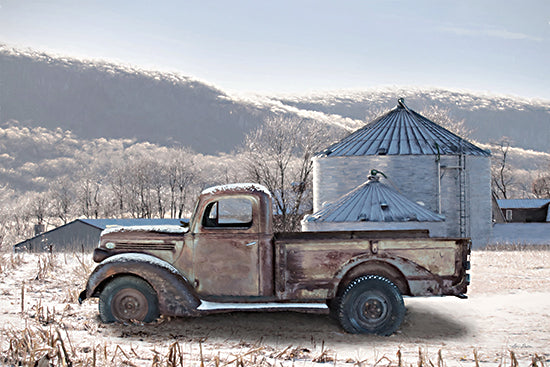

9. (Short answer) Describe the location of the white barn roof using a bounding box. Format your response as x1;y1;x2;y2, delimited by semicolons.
320;98;490;157
304;174;444;223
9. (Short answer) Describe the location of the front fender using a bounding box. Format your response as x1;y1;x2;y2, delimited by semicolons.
79;253;200;317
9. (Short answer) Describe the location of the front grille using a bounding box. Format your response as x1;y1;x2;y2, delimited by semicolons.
115;242;175;251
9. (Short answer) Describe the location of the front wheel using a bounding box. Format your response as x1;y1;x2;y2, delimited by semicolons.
99;276;160;323
337;275;405;336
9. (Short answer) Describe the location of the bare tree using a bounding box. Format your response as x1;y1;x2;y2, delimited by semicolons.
491;137;514;199
422;105;473;139
166;148;198;219
241;116;335;232
49;177;74;224
77;171;103;218
0;185;13;249
533;174;550;198
29;191;51;226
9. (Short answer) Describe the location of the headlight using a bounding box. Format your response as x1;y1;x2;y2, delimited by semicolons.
105;242;116;250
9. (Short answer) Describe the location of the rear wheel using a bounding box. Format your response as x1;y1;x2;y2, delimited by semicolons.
338;275;405;335
99;276;159;323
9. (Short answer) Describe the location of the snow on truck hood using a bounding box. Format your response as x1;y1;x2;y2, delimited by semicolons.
101;225;189;236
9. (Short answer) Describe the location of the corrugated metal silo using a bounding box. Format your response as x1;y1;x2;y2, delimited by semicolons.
303;173;446;235
309;98;492;247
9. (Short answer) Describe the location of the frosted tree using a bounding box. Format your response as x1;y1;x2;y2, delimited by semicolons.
241;116;335;232
491;137;514;199
532;169;550;198
76;170;103;218
166;148;198;219
421;105;473;139
49;177;75;224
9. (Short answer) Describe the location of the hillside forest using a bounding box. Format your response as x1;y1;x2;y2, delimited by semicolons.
0;46;549;250
1;112;549;251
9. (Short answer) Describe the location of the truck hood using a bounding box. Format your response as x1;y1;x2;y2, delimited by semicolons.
101;224;189;236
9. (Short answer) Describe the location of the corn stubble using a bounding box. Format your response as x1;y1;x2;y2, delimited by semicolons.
0;250;548;366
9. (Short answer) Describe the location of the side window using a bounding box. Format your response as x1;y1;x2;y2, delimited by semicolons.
202;197;253;227
505;209;513;222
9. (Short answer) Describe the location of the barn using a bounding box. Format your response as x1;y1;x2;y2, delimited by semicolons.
306;98;492;248
13;218;186;252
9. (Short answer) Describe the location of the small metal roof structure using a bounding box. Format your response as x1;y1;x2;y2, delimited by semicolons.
497;199;550;210
497;199;550;222
319;98;490;157
304;173;444;223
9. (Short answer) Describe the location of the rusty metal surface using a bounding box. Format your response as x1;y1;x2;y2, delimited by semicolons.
275;229;429;241
276;236;469;300
188;190;273;299
84;184;470;319
100;230;185;264
84;254;200;317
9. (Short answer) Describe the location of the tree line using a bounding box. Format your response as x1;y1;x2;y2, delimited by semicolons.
1;112;548;250
0;117;338;249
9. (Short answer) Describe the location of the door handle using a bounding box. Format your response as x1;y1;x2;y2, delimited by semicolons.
245;241;257;247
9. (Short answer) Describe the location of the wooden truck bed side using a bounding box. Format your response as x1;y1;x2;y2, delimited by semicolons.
274;232;469;301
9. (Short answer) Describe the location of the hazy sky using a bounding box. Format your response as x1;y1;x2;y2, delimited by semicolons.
1;0;548;98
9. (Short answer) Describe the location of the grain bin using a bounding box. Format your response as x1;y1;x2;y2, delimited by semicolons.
308;99;491;247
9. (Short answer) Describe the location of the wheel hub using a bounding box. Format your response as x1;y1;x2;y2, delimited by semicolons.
363;299;384;319
112;288;149;321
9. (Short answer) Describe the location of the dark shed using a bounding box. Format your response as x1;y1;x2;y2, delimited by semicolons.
13;218;186;253
497;199;550;223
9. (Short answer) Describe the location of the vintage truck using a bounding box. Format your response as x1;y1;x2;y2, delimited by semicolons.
79;183;470;335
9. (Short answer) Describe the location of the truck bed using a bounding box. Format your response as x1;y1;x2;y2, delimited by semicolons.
274;229;430;241
274;230;469;301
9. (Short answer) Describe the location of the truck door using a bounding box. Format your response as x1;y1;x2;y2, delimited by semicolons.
193;195;260;297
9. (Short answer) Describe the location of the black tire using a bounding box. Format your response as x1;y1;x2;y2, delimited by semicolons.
337;275;405;336
327;297;341;320
99;276;160;324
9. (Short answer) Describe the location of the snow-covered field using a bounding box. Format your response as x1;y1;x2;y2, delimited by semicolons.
0;249;548;366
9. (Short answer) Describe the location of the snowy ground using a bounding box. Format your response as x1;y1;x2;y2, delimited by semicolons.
0;249;548;366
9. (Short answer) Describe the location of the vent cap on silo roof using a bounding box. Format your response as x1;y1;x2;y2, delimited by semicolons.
319;98;490;156
304;173;444;223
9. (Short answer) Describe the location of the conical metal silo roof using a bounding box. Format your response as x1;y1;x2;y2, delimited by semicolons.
304;174;444;223
321;98;490;157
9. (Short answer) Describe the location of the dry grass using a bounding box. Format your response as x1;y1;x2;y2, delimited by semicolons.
3;334;547;367
481;243;550;251
0;250;548;366
0;252;23;275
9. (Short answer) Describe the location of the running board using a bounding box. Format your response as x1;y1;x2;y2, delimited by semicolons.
197;301;328;313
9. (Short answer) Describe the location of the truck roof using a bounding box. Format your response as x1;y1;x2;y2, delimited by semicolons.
200;183;271;197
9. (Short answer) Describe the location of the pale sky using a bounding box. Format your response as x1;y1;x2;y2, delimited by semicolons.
1;0;548;98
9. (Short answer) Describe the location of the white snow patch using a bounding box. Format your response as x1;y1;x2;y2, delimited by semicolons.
198;301;328;311
490;223;550;245
101;225;188;236
201;183;271;197
101;253;181;275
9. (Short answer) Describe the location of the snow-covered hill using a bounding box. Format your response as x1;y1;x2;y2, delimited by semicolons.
1;45;548;155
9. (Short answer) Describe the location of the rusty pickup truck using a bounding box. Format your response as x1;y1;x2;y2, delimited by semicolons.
79;183;470;335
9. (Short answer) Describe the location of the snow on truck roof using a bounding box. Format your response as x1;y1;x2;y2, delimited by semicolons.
201;183;271;196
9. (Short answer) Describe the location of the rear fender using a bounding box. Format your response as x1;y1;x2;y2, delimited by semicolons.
81;253;200;317
328;254;444;298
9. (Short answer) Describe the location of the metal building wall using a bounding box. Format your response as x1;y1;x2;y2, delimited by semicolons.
16;221;102;252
